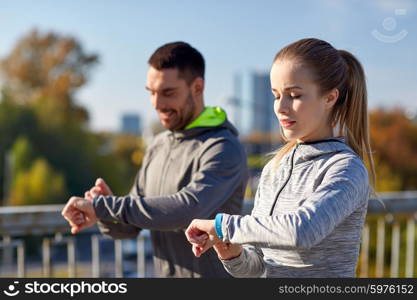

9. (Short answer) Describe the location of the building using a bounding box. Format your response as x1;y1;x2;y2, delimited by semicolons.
121;114;141;135
226;71;281;156
251;71;277;133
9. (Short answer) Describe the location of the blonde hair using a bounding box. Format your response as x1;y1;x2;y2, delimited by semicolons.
272;38;376;189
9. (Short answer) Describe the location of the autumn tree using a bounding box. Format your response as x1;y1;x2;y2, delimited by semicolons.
0;29;101;205
369;108;417;191
1;29;98;124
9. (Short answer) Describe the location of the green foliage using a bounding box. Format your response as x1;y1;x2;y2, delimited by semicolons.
247;154;270;170
0;99;39;200
10;136;34;179
0;96;141;205
8;158;67;206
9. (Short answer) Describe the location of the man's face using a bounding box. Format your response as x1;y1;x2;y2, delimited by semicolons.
146;67;196;130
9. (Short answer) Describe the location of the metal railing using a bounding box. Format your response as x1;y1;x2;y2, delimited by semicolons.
0;204;148;278
1;192;416;278
357;191;417;278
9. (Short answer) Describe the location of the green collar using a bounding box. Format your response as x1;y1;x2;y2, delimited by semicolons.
185;106;227;130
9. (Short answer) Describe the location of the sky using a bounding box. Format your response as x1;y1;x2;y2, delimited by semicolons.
1;0;416;134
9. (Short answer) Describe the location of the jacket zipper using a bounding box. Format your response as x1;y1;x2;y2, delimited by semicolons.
159;134;173;195
269;143;299;216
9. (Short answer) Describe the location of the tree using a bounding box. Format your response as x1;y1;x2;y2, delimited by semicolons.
10;136;34;181
0;29;103;204
0;98;39;201
0;29;147;206
88;132;146;195
8;158;67;206
1;29;98;124
369;108;417;191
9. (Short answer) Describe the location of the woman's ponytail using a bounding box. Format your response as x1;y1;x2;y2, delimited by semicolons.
337;50;376;188
271;39;376;190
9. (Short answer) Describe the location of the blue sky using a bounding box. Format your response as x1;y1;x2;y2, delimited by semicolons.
1;0;416;133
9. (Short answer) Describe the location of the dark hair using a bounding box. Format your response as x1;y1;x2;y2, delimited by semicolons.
148;41;205;84
273;38;375;188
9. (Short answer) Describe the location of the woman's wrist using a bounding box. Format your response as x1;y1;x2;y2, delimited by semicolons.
213;242;243;260
214;213;224;239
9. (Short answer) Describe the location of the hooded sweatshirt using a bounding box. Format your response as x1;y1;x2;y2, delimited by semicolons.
93;107;248;278
220;137;370;278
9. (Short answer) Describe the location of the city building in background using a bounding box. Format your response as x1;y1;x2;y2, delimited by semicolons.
121;113;142;135
227;71;279;135
226;73;243;132
227;71;281;157
251;71;277;133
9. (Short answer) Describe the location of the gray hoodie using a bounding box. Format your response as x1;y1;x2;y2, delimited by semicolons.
220;138;370;277
93;118;248;278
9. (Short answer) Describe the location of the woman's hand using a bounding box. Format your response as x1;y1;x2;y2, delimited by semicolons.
185;219;242;259
185;219;219;257
213;242;243;260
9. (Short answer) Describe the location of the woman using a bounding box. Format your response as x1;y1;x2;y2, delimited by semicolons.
185;38;376;278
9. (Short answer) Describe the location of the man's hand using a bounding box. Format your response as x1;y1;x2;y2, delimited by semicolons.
84;178;113;201
64;178;112;234
61;196;98;234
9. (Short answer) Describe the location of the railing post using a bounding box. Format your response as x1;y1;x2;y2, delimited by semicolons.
360;223;370;277
390;218;400;278
1;236;13;270
91;235;100;278
42;238;51;277
114;239;123;278
0;237;25;277
375;216;385;277
405;215;415;278
17;242;25;278
67;237;76;277
137;234;145;278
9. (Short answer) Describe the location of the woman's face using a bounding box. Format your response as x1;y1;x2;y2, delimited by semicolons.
270;59;337;143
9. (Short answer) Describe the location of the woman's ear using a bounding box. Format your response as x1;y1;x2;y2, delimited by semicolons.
325;88;339;110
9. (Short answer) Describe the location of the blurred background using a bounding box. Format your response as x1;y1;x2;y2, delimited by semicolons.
0;0;416;278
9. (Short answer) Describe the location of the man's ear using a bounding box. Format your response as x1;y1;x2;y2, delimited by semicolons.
325;88;339;110
191;77;204;97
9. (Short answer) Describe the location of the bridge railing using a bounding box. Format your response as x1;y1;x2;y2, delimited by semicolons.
1;191;416;278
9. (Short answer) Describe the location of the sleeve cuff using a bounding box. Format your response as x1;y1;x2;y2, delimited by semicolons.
93;195;119;224
220;247;245;265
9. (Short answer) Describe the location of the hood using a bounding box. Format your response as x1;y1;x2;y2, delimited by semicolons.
171;106;239;139
290;137;356;165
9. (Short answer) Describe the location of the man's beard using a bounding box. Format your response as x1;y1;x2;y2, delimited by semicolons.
170;92;196;131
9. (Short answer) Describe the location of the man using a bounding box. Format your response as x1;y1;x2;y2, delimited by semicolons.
62;42;248;278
